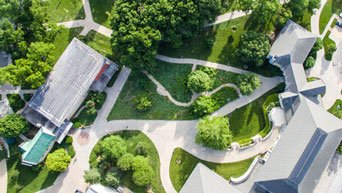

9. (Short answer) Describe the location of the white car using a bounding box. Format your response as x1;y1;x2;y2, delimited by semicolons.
339;13;342;18
116;186;124;193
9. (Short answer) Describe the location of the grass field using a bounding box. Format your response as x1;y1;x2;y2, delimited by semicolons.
149;61;193;103
48;0;85;22
227;84;284;141
52;27;83;63
90;130;166;193
319;0;342;34
6;143;59;193
107;71;197;120
89;0;115;28
170;148;254;192
158;16;281;77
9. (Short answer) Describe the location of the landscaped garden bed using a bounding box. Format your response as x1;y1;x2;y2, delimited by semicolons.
328;99;342;119
169;148;254;192
227;83;284;141
88;130;165;193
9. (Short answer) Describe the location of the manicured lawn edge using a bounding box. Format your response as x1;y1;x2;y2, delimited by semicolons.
169;148;254;192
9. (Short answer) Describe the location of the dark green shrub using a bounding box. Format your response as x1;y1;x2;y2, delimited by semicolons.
304;56;315;69
6;94;25;112
65;136;73;144
23;94;33;101
206;37;215;47
67;145;76;158
135;142;148;156
73;122;82;128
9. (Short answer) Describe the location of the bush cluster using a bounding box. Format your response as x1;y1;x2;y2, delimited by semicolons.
85;135;155;187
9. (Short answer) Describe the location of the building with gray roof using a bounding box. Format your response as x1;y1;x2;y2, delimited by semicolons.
20;38;119;166
254;20;342;193
181;20;342;193
179;163;242;193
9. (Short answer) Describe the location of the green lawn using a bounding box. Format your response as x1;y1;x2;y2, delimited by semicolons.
53;27;83;63
158;16;281;77
48;0;85;22
149;61;193;103
90;130;166;193
328;99;342;119
227;84;285;141
89;0;115;28
323;31;336;60
6;94;25;113
107;71;197;120
319;0;342;34
211;87;239;107
78;30;116;61
170;148;254;192
6;143;60;193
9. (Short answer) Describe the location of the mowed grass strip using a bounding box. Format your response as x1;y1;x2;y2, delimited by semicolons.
170;148;254;192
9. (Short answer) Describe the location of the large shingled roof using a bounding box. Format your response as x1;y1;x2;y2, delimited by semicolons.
255;95;342;193
27;38;116;127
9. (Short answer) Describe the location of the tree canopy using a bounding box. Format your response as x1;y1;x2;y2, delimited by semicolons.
196;116;233;150
110;0;221;69
117;153;134;171
236;32;271;68
191;96;218;117
132;166;155;186
83;169;102;184
187;70;213;93
0;0;61;88
45;148;71;172
0;113;30;138
101;135;127;160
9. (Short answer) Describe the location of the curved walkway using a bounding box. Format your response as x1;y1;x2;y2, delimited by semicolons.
144;71;242;107
40;63;282;193
309;0;342;110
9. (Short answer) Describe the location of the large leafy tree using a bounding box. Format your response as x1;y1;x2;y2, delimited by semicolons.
132;166;155;186
117;153;134;171
83;169;101;184
45;149;71;172
0;114;30;138
110;0;220;69
236;32;271;68
286;0;320;20
3;42;55;88
0;18;25;55
191;96;218;117
101;135;127;160
187;70;213;93
196;116;233;150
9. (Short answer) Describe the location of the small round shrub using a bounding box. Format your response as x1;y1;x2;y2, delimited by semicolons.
134;95;152;111
206;37;215;47
187;70;213;93
304;56;315;69
232;25;237;31
65;136;73;144
73;122;82;128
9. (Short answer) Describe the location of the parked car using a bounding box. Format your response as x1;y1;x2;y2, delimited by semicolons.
116;186;124;193
336;21;342;27
75;190;83;193
339;12;342;18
